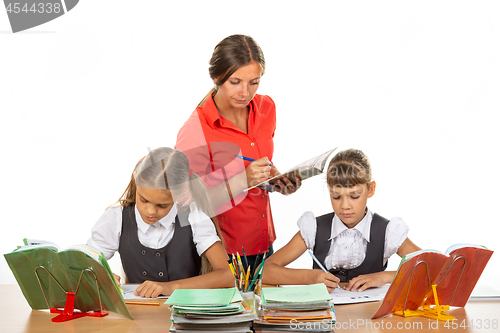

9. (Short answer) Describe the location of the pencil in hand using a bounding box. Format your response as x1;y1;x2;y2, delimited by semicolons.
307;249;341;289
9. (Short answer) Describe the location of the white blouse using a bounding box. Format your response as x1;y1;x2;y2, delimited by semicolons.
298;208;409;270
87;202;220;261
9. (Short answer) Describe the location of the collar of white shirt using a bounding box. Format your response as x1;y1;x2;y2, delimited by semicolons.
134;204;177;233
331;208;373;242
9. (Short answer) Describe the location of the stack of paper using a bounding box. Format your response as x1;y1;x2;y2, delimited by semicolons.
254;284;335;332
165;288;256;332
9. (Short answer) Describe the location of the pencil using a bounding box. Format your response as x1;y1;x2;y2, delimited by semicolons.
253;255;267;294
234;155;275;167
125;301;160;306
242;246;249;271
244;266;251;292
232;253;240;279
251;250;261;280
236;252;245;289
307;249;341;289
307;249;328;273
236;252;245;278
228;262;236;278
248;253;267;291
247;261;263;291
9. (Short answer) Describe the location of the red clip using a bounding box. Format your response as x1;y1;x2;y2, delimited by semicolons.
50;292;108;322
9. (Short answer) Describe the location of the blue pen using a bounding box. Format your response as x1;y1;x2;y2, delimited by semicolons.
307;249;341;289
234;155;274;167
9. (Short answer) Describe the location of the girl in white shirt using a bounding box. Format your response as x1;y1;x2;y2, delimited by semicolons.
263;148;421;292
87;147;233;298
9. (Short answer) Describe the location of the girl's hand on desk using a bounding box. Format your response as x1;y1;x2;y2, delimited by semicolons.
113;273;121;285
344;271;392;292
308;269;340;292
134;280;174;298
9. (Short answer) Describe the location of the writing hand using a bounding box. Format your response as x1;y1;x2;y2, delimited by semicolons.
245;157;272;187
308;269;340;292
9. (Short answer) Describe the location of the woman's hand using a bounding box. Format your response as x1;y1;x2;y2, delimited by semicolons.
307;269;340;292
271;176;301;195
245;157;272;187
134;280;176;298
344;271;393;292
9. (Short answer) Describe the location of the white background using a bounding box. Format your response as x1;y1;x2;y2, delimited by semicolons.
1;1;498;288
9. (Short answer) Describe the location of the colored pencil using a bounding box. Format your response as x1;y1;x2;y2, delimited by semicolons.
251;250;261;280
242;246;249;271
125;301;160;306
234;155;274;167
307;249;341;289
232;253;240;279
244;266;251;292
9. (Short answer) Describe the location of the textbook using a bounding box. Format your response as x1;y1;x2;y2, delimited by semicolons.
166;287;255;332
4;239;132;320
372;243;493;319
246;148;337;192
254;284;335;332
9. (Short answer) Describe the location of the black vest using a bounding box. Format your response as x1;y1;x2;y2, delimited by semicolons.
118;205;202;283
312;212;389;282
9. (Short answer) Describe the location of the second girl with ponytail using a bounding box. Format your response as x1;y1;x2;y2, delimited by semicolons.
87;147;233;298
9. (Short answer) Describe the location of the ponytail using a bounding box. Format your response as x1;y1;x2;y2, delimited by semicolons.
198;87;216;107
113;147;225;274
187;173;226;274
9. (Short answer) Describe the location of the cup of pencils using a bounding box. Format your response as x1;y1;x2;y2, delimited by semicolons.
229;249;266;295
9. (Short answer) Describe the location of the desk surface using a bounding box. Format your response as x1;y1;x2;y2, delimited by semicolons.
2;284;499;333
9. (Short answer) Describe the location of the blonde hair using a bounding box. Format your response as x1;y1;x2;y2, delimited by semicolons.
117;147;223;274
326;148;372;188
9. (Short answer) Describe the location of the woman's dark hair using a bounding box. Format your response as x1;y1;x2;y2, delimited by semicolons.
199;34;265;106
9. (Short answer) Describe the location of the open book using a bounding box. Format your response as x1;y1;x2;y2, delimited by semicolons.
372;243;493;319
4;238;132;320
247;148;337;192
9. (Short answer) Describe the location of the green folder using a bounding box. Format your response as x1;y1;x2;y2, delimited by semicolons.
165;287;237;306
4;244;132;320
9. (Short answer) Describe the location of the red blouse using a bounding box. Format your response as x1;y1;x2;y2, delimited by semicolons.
175;94;276;255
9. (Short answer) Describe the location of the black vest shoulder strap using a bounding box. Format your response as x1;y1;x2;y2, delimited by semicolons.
312;212;335;270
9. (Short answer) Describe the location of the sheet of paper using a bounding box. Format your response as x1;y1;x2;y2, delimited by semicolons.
262;283;331;303
330;284;389;305
121;284;169;300
469;283;500;300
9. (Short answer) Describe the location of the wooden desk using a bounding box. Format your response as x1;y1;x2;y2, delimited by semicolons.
2;284;499;333
1;284;171;333
334;300;499;333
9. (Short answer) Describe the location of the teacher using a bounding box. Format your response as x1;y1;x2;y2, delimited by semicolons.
176;34;300;265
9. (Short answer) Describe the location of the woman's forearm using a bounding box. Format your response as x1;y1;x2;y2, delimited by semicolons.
206;172;248;210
